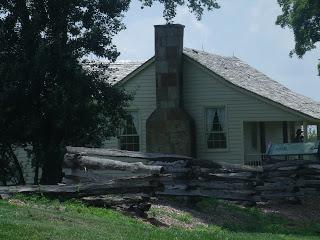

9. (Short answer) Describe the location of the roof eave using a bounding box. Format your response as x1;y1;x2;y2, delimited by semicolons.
114;56;155;87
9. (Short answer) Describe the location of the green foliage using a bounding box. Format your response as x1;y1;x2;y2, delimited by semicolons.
0;0;132;184
276;0;320;74
307;125;318;142
139;0;220;23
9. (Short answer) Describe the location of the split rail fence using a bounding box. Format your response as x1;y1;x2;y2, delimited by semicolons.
1;146;320;209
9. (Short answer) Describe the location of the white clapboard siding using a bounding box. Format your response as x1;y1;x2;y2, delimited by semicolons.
103;63;156;152
182;57;304;164
14;147;35;184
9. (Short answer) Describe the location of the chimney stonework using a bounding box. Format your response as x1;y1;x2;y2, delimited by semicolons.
146;24;195;157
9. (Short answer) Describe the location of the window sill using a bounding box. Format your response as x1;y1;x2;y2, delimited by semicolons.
205;148;229;153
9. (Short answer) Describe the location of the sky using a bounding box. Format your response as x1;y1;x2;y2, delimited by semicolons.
113;0;320;101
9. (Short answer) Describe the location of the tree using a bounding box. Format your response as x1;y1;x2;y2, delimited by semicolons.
0;0;219;184
139;0;220;22
276;0;320;74
0;0;132;184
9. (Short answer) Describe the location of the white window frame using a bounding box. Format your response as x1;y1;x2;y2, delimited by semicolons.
118;110;140;152
205;106;228;152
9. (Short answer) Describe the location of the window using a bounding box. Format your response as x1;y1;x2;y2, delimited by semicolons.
206;107;227;149
119;111;140;151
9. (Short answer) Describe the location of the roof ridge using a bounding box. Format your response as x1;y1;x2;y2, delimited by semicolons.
82;60;144;64
183;47;235;59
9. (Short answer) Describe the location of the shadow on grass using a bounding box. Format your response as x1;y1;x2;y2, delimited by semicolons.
157;196;320;238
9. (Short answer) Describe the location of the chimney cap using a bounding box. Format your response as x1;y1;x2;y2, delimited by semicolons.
154;24;185;29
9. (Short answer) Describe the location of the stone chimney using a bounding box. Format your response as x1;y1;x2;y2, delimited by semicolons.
146;24;195;157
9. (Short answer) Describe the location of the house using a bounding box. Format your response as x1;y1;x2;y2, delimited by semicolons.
15;24;320;184
92;24;320;166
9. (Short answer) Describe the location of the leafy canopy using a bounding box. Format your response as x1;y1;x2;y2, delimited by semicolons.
0;0;219;184
139;0;220;22
276;0;320;73
0;0;133;184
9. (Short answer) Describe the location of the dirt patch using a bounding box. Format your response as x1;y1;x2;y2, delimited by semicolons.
8;199;27;207
258;197;320;222
149;203;207;229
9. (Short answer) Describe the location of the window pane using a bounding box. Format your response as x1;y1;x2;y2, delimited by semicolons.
213;132;226;141
207;108;225;132
119;111;140;152
206;107;227;149
207;138;214;149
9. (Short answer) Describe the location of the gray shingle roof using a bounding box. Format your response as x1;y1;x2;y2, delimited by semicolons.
183;48;320;120
82;60;143;85
83;49;320;120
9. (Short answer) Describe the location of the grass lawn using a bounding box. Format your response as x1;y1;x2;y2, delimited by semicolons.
0;196;319;240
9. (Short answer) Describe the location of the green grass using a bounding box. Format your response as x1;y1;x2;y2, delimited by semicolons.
174;212;193;224
0;196;319;240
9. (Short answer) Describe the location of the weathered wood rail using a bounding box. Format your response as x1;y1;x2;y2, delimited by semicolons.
0;175;162;198
2;146;320;208
0;174;162;216
63;147;320;205
258;159;320;202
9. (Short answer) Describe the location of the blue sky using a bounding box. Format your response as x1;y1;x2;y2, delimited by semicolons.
114;0;320;101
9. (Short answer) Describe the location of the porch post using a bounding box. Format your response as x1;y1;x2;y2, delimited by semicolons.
282;121;288;143
303;121;308;142
259;122;266;153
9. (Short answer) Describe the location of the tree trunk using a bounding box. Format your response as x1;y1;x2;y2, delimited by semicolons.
0;147;8;185
7;144;25;185
34;158;39;185
40;144;64;185
32;142;42;185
